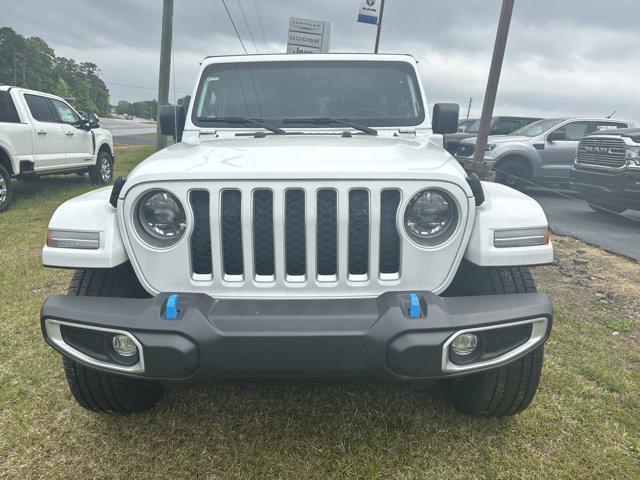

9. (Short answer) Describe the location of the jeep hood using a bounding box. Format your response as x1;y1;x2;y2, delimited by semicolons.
124;135;468;188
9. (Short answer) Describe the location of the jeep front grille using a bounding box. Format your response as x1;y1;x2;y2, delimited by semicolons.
576;138;627;169
188;186;402;284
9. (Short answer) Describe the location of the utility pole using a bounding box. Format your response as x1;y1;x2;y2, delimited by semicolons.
466;97;472;119
374;0;386;53
469;0;515;176
156;0;174;151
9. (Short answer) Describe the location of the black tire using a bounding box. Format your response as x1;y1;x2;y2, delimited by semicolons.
63;263;165;414
587;202;626;214
0;164;13;212
494;159;531;191
89;150;113;185
441;262;544;416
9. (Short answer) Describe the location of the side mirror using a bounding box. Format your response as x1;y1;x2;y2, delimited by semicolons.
547;129;567;142
432;103;460;134
159;104;186;142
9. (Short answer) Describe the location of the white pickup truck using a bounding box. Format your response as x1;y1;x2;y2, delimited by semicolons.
0;86;114;211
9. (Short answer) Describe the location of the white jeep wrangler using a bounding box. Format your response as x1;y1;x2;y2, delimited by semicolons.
41;54;553;417
0;87;114;211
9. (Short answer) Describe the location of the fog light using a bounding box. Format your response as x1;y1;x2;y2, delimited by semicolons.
112;334;137;357
451;333;478;356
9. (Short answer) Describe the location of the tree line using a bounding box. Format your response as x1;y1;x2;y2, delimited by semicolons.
0;27;110;116
115;95;190;121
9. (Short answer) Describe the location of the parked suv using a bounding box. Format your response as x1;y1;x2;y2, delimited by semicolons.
570;127;640;213
40;54;553;417
0;87;114;211
456;118;633;189
444;116;541;155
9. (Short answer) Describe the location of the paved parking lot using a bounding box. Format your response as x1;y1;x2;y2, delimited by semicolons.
530;188;640;261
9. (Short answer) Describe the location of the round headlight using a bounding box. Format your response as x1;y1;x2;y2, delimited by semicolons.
404;189;458;246
136;190;186;246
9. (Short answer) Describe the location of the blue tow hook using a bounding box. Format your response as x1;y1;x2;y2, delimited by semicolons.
165;294;180;320
408;293;421;319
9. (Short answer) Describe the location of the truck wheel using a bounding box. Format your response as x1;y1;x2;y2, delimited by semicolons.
62;263;165;414
0;164;13;212
89;150;113;185
440;262;544;416
587;202;626;214
494;159;530;191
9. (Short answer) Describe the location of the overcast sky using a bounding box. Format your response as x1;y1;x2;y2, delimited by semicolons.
4;0;640;122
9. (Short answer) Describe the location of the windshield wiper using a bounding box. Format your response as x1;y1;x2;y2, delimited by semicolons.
196;117;285;134
283;117;378;135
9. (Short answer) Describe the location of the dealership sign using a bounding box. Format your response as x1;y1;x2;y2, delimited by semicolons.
357;0;380;25
287;17;331;54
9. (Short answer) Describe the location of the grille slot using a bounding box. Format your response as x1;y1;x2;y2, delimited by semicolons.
190;190;212;276
285;189;306;278
379;189;401;275
253;189;275;278
348;189;370;277
316;189;338;277
221;189;244;277
577;138;627;168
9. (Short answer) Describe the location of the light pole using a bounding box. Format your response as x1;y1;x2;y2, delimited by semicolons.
156;0;174;150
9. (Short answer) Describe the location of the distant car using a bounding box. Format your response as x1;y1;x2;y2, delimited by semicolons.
457;118;477;132
444;116;541;155
124;114;134;120
570;127;640;213
456;118;633;189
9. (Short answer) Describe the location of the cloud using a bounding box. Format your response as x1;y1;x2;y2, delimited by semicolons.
3;0;639;123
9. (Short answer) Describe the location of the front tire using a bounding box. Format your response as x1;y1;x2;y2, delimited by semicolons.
89;150;113;185
494;159;531;191
441;262;545;416
62;264;165;414
0;164;13;212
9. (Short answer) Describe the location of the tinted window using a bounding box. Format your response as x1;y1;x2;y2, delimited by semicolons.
51;98;80;124
492;120;520;135
24;94;57;123
557;121;589;141
0;91;20;123
192;61;425;128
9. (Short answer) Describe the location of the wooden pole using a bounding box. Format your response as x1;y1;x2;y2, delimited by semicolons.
156;0;174;151
466;0;515;178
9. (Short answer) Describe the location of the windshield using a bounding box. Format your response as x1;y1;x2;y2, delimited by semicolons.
510;118;565;137
191;60;425;128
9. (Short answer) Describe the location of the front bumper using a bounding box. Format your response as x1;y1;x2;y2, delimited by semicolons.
41;291;552;384
570;165;640;209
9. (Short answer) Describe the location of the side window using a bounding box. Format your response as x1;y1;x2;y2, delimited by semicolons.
50;99;80;125
590;121;629;133
24;94;58;123
0;91;20;123
492;120;520;135
557;121;589;141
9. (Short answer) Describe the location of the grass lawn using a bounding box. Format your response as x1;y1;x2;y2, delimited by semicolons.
0;145;638;479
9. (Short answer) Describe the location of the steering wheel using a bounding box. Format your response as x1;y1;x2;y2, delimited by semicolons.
348;107;385;117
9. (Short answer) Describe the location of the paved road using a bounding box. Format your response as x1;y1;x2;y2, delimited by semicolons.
100;117;156;145
530;188;640;261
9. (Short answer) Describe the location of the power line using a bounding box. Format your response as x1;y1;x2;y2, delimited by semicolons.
221;0;248;54
254;0;268;53
103;80;190;95
236;0;258;53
